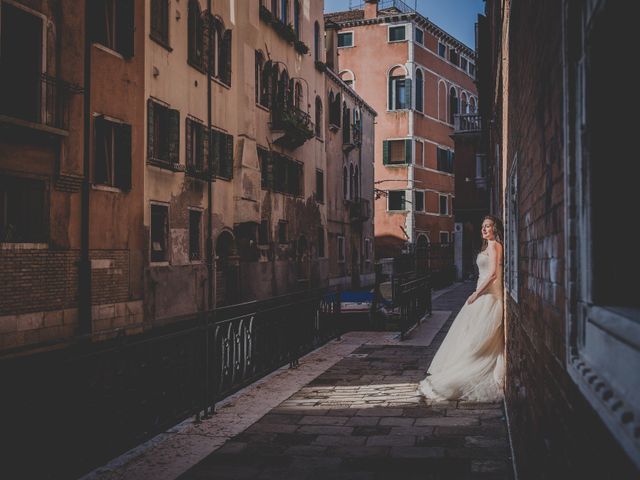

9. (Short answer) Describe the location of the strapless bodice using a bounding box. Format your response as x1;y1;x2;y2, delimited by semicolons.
476;251;503;296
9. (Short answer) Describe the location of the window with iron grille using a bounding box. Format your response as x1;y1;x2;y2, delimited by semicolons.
0;175;46;243
388;191;406;211
151;0;169;46
90;0;134;57
148;99;180;167
151;204;169;263
189;209;202;261
188;0;203;69
271;153;302;196
338;32;353;47
211;129;234;180
94;116;132;190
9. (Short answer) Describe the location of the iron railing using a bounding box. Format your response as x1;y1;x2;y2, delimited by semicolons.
349;197;371;223
397;275;432;339
270;104;315;149
454;113;482;133
349;0;416;14
0;73;82;131
0;287;341;479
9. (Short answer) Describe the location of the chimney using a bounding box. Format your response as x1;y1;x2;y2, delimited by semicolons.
364;0;379;20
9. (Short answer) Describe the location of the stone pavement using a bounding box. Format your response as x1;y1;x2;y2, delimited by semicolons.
84;281;513;480
178;282;514;480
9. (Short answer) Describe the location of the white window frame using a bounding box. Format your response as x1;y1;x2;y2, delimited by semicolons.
438;194;448;215
337;30;354;48
414;27;424;45
563;0;640;467
437;41;446;58
388;24;407;43
387;190;407;212
414;189;425;212
505;156;518;302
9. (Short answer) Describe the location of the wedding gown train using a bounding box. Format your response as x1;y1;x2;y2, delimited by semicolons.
418;251;505;402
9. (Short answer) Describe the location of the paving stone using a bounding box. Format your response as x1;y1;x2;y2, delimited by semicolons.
366;435;416;447
298;425;353;435
283;445;328;457
299;415;350;426
355;408;404;417
352;426;392;436
214;442;247;455
389;446;446;458
465;436;509;449
313;435;367;447
245;423;298;434
415;416;480;427
389;426;435;437
259;414;304;424
345;416;380;427
325;446;390;458
379;417;415;427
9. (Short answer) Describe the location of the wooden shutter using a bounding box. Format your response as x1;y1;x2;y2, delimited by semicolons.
119;0;135;58
147;99;155;161
201;11;210;72
168;108;180;165
211;130;220;176
404;139;412;164
224;133;234;179
185;118;193;169
382;140;389;165
115;123;132;191
202;124;210;175
222;30;232;85
400;191;406;210
94;116;107;184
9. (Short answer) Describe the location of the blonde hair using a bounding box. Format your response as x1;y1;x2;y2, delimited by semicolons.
481;215;504;251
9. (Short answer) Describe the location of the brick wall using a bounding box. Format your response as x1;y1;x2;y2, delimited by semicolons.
503;0;637;477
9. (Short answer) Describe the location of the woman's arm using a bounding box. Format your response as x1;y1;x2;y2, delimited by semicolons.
467;242;501;304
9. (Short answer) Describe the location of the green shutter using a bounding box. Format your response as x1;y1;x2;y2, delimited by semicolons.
202;124;210;176
225;133;234;179
147;99;155;161
185;118;193;169
382;140;389;165
115;123;132;191
404;139;412;164
211;130;220;176
168;109;180;165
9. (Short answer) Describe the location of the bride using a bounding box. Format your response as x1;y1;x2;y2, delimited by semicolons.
418;215;505;402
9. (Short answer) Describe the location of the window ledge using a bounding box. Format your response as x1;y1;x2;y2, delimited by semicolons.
256;103;270;113
0;242;48;250
93;43;125;60
150;34;172;52
147;159;184;172
0;114;68;137
150;261;170;267
212;76;231;90
92;184;123;193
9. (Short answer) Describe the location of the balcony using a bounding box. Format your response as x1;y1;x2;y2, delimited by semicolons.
0;73;82;136
453;113;482;133
270;105;314;150
349;198;371;224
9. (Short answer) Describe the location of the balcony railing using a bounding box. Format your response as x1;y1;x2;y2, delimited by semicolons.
454;113;482;133
0;73;82;132
349;198;371;223
270;104;314;149
350;0;415;14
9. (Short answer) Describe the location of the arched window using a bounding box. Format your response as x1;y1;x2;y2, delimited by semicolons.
294;81;303;110
343;166;348;200
219;28;232;86
315;96;323;138
470;96;477;113
260;60;272;107
343;102;351;144
314;21;320;61
339;70;355;88
278;70;290;109
293;0;301;38
349;164;355;200
188;0;203;67
415;69;424;112
255;51;264;104
389;66;410;110
335;93;342;127
270;64;279;109
449;86;458;124
460;92;468;114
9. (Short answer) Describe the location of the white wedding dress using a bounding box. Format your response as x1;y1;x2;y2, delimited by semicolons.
418;251;505;402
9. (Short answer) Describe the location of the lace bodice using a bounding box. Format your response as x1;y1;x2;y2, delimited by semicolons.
476;251;503;296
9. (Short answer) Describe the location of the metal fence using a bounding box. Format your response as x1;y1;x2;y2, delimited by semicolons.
0;287;341;479
397;275;432;339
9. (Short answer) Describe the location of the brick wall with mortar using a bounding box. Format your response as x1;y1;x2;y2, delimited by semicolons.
502;0;637;477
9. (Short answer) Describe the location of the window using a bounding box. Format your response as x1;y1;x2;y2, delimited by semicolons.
437;147;454;173
460;57;468;71
187;0;203;68
439;231;449;244
266;153;302;196
314;21;320;61
343;166;349;200
383;139;412;165
280;0;288;24
90;0;134;57
293;0;301;38
315;169;324;203
388;191;406;211
414;191;424;212
147;99;180;167
271;0;278;15
439;194;448;215
337;32;353;48
438;42;446;58
186;117;206;175
328;91;342;127
449;49;459;66
151;0;169;45
258;220;270;245
0;175;46;243
337;236;345;262
468;62;476;77
415;140;424;166
189;209;202;261
277;221;288;244
449;87;459;124
317;227;325;258
339;70;355;88
255;51;264;104
258;147;270;189
506;159;518;300
94;117;132;190
388;25;406;42
150;204;169;262
218;29;232;86
211;129;234;180
388;66;410;110
364;238;371;261
415;28;424;45
315;96;323;137
415;69;424;112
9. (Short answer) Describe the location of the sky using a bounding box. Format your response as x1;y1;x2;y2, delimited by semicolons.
323;0;485;49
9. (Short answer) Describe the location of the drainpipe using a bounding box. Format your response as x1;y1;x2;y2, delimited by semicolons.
79;0;92;335
206;0;214;312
